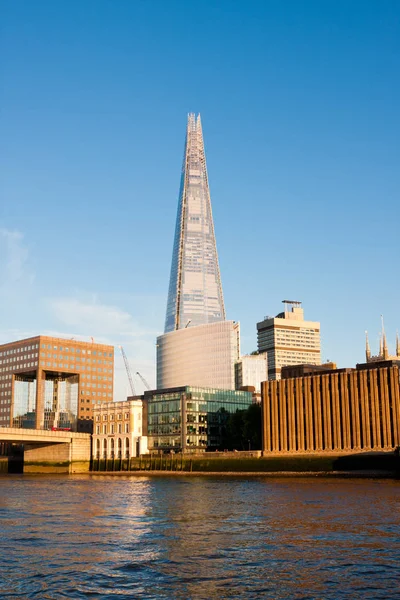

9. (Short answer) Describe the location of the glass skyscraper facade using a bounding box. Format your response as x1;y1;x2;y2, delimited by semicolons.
164;113;225;333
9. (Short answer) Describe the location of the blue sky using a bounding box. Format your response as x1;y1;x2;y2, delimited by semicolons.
1;0;399;397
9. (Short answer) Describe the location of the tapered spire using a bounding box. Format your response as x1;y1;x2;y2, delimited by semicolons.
396;331;400;357
164;114;225;333
365;331;371;361
381;315;389;360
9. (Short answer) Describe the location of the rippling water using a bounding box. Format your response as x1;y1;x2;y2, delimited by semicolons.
0;475;399;599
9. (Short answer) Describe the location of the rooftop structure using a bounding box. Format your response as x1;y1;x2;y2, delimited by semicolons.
164;113;225;333
365;317;400;363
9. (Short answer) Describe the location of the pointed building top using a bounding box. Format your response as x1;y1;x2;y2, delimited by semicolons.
365;330;371;361
164;114;225;333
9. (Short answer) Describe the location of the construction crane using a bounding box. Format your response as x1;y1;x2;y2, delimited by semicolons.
119;346;137;396
136;371;151;391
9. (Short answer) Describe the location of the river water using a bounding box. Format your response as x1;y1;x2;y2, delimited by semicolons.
0;475;399;599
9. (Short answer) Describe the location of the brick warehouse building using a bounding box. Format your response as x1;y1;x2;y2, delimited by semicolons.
261;361;400;454
0;336;114;432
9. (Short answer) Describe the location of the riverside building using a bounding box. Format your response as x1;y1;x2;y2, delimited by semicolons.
0;336;114;431
146;386;253;452
157;114;239;390
257;301;321;380
261;361;400;455
92;398;148;460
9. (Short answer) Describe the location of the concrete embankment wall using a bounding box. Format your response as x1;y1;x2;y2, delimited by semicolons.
24;436;91;474
91;451;400;476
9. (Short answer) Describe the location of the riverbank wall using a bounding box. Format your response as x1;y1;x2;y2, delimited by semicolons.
90;451;400;477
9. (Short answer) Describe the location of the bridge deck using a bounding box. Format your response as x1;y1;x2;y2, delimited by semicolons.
0;427;90;444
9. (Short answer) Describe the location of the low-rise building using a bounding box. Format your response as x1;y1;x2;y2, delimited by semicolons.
262;360;400;455
92;398;148;460
146;386;253;452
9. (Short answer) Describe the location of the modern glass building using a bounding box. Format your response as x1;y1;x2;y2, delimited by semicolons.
164;113;225;333
146;386;252;452
157;321;240;390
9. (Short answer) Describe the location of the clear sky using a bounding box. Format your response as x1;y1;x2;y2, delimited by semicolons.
1;0;399;398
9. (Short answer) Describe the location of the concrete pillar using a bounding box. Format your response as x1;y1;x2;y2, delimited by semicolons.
35;369;45;430
304;378;313;451
359;370;371;450
370;369;382;449
389;367;400;446
340;372;351;451
271;381;279;452
331;374;341;450
349;371;361;450
313;376;323;451
279;380;288;452
287;379;296;452
321;375;332;450
295;379;305;452
379;368;391;449
261;382;270;453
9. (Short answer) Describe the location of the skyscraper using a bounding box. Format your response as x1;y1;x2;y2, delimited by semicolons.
164;113;225;333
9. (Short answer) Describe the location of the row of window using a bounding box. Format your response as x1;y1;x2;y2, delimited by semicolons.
0;344;39;356
95;412;131;421
41;344;112;358
96;423;130;434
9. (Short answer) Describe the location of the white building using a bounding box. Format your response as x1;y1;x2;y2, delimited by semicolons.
235;354;268;393
257;301;321;380
92;398;148;460
157;320;240;390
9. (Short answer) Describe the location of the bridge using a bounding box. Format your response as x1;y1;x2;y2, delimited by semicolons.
0;427;91;473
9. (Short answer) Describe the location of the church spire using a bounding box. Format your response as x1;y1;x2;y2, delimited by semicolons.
381;315;389;360
365;331;371;361
396;331;400;358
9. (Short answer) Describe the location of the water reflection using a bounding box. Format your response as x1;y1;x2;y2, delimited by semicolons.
0;475;399;599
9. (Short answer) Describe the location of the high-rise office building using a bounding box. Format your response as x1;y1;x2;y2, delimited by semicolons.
0;336;114;431
257;301;321;380
158;114;236;390
164;113;225;333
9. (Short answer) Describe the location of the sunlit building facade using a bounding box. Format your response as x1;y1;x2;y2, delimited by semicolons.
157;321;240;390
0;336;114;431
164;113;225;333
92;398;148;460
257;301;321;380
262;361;400;454
146;386;253;452
235;354;268;393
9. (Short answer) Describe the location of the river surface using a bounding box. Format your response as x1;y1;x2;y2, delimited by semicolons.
0;475;399;599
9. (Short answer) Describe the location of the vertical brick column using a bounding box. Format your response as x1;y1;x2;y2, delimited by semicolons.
295;379;305;452
349;371;361;450
287;379;296;452
340;373;351;451
321;375;332;450
271;381;279;452
279;380;288;452
304;378;313;451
